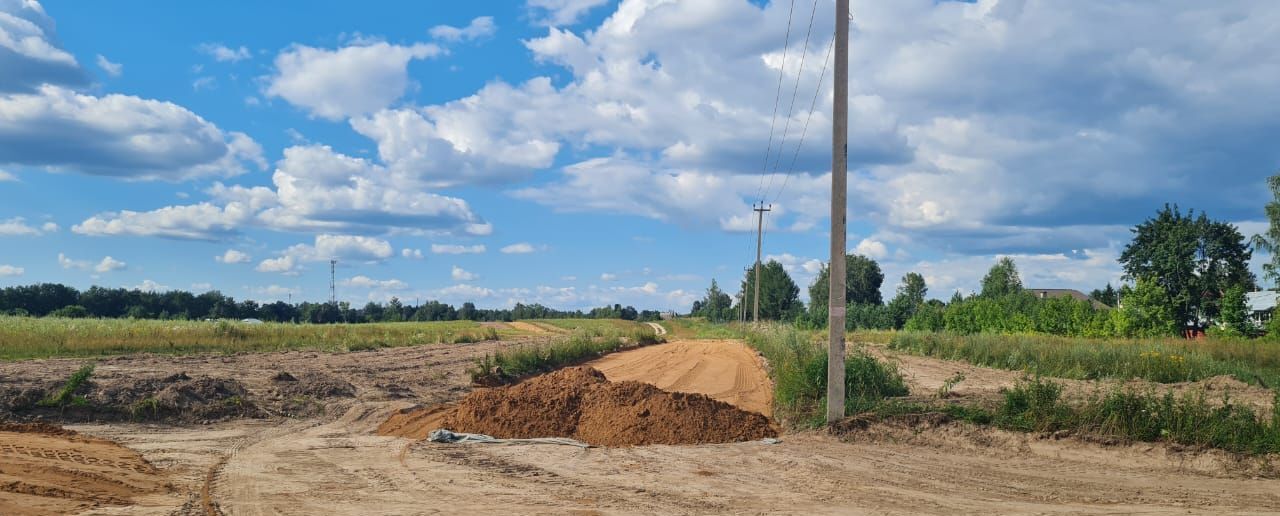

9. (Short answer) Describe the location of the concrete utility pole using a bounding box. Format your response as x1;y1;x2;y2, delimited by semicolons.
753;203;772;323
827;0;850;424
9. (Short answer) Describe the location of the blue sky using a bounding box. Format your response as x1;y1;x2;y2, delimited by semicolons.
1;0;1277;310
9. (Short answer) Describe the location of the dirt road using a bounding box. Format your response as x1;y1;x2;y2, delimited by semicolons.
645;321;667;336
584;339;771;415
3;336;1279;514
206;403;1280;515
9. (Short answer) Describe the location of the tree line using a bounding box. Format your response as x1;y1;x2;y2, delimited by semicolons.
0;283;660;324
691;197;1275;339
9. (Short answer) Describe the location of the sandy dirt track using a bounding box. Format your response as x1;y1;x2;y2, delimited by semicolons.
585;339;772;415
2;337;1279;514
208;403;1280;515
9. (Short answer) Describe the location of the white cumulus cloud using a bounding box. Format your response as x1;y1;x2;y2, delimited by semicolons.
264;40;443;120
451;266;478;281
429;16;496;42
0;216;54;236
94;255;125;273
198;43;251;63
500;242;537;254
431;244;485;255
94;54;121;77
341;275;408;290
215;249;251;264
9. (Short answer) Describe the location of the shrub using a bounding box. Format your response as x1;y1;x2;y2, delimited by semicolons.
48;305;89;319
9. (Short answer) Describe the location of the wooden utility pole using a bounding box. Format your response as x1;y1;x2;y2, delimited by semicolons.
753;203;772;323
827;0;849;424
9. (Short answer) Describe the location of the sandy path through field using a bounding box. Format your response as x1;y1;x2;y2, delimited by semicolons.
584;339;772;415
506;321;558;334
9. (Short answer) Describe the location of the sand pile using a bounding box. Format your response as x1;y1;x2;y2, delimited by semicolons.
0;423;167;515
379;367;776;446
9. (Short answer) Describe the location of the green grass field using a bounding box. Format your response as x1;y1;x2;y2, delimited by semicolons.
0;316;518;360
889;332;1280;387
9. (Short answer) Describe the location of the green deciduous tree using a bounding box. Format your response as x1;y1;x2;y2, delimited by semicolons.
1089;283;1118;307
1219;284;1250;336
1120;205;1256;327
691;279;734;322
1253;173;1280;289
809;253;884;322
980;257;1023;298
1119;277;1180;338
740;260;803;321
886;272;928;329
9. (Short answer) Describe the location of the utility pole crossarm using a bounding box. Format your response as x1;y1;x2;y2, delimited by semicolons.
827;0;849;424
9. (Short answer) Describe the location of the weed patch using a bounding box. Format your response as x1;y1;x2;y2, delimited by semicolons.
38;363;94;408
745;326;907;426
992;377;1280;455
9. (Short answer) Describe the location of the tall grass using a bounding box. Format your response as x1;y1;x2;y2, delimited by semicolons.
890;332;1280;387
745;326;907;426
0;316;503;360
995;377;1280;455
469;326;662;385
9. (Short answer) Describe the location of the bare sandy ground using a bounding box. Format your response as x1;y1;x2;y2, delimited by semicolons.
0;425;172;516
166;403;1280;515
585;339;772;415
506;321;558;334
2;337;1279;514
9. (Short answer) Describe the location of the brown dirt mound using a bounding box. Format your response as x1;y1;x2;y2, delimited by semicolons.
1;372;264;423
0;426;168;516
380;367;776;446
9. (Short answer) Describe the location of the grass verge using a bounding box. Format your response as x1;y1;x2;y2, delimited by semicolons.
469;326;663;385
889;332;1280;387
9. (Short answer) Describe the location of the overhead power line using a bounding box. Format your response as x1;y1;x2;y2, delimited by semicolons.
761;0;822;205
754;0;798;206
770;32;836;206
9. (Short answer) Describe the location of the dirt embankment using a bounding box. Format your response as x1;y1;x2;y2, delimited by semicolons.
0;423;170;516
380;367;776;446
584;339;772;416
0;338;521;425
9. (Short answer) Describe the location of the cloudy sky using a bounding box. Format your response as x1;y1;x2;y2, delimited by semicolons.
1;0;1277;310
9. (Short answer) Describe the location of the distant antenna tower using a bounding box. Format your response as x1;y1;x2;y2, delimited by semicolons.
329;259;337;305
